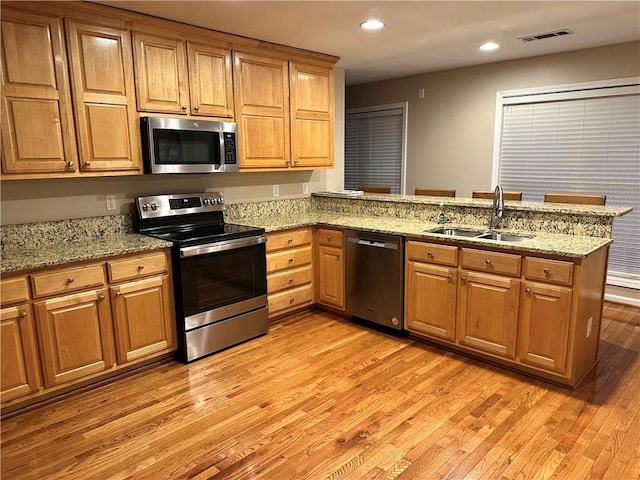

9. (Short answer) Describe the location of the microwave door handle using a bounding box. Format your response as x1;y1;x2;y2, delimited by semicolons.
180;235;266;257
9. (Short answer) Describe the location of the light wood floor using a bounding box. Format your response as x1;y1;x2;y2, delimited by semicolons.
2;303;639;480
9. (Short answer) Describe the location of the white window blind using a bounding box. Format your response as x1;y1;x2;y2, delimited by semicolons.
496;83;640;286
345;104;406;194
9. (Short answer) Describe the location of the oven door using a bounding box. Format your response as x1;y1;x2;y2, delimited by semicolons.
178;236;267;329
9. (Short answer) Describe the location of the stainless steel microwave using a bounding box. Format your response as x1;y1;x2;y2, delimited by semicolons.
141;116;238;174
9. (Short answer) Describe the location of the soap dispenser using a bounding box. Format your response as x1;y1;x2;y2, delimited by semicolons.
437;201;446;224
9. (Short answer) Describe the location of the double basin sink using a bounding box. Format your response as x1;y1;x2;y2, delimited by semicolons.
428;228;533;243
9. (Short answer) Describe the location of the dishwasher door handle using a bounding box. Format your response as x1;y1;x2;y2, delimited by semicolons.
347;237;398;249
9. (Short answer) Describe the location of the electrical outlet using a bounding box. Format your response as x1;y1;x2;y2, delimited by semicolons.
302;182;309;194
272;185;279;197
586;317;593;337
418;88;425;99
105;195;117;211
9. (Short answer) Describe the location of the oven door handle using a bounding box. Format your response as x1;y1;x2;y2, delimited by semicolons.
180;235;266;257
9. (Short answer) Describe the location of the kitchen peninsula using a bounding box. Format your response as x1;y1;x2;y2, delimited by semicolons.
0;193;632;413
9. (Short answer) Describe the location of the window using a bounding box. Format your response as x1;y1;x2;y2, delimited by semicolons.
345;103;407;194
493;78;640;288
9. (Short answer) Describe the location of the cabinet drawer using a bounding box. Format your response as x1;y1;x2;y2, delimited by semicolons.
461;248;521;277
31;264;105;298
266;228;312;252
268;284;314;315
267;246;312;273
407;241;458;266
524;257;574;286
1;276;30;306
268;265;313;294
107;252;168;283
317;228;344;247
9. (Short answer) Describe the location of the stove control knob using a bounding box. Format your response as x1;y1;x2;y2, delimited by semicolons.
203;199;210;205
216;198;223;204
142;203;149;211
150;203;158;211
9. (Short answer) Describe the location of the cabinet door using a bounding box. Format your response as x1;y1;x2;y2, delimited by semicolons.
406;261;457;341
187;42;234;118
457;270;519;359
34;289;114;387
317;245;344;309
233;52;290;168
111;275;175;363
133;33;189;114
519;282;572;373
1;304;41;402
65;20;141;173
290;61;334;168
1;9;77;175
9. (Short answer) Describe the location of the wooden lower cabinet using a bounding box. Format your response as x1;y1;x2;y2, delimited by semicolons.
316;228;345;310
0;304;41;402
456;270;520;359
519;281;572;373
266;227;314;319
405;261;457;342
34;288;115;387
1;249;176;412
111;275;175;363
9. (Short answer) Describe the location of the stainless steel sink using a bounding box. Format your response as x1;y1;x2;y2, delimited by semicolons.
428;228;484;237
475;232;533;242
428;227;533;242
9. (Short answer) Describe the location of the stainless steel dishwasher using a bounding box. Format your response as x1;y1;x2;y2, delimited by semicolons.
345;230;404;330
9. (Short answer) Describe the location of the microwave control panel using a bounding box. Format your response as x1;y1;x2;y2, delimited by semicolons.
223;132;237;165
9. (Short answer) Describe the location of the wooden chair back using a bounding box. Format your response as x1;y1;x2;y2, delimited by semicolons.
472;190;522;201
359;186;391;194
414;188;456;197
544;193;606;206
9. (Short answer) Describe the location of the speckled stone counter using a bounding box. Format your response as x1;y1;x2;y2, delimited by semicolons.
225;193;632;258
1;215;171;274
1;193;631;274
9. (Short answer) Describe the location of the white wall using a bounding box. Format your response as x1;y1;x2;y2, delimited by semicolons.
0;68;345;226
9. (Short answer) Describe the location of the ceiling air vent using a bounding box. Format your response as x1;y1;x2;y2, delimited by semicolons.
518;29;574;43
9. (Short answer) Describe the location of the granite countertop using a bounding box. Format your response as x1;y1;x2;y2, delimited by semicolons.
233;212;612;258
1;234;172;274
313;192;633;217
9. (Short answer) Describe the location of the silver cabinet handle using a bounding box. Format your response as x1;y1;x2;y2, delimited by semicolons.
288;257;294;263
287;238;293;243
294;159;299;164
485;259;492;265
115;291;122;297
525;288;531;293
460;276;466;282
98;294;105;300
67;277;74;284
66;161;74;167
19;311;27;318
427;251;433;257
447;274;453;279
288;277;294;283
194;106;200;112
289;297;295;304
543;268;550;275
181;105;187;111
137;265;144;270
85;161;91;167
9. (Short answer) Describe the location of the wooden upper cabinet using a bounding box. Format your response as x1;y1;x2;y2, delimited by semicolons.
133;32;190;114
187;42;234;117
0;9;78;176
65;20;141;173
290;61;334;168
233;51;290;169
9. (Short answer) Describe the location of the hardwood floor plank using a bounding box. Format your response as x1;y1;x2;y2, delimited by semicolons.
1;304;639;480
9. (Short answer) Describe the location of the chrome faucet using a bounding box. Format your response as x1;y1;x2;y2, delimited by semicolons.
489;185;504;230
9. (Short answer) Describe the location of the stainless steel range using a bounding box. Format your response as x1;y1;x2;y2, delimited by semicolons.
135;192;268;362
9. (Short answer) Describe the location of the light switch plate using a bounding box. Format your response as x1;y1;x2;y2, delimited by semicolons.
302;182;309;194
273;185;279;197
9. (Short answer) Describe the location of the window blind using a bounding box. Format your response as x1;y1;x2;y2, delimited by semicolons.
498;90;640;284
345;105;405;194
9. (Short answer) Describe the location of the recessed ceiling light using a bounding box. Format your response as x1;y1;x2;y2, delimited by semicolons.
360;19;384;31
479;42;500;51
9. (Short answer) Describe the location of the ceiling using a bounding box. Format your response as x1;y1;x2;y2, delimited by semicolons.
97;1;640;85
